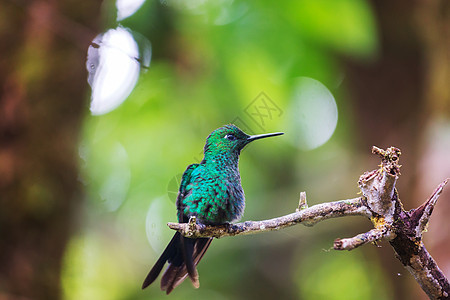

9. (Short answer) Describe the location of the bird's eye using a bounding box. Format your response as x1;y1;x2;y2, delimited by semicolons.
224;134;236;141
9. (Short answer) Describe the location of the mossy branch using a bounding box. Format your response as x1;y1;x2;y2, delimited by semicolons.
168;146;450;299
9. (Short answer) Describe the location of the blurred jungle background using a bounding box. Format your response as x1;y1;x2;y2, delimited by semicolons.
1;0;449;299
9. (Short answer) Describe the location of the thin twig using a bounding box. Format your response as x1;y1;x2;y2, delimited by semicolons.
334;227;388;250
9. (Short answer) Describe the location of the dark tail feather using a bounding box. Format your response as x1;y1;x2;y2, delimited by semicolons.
142;232;213;294
142;232;181;289
181;235;198;286
161;236;213;294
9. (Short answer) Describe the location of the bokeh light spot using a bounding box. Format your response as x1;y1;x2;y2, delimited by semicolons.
87;26;151;115
145;197;174;253
116;0;146;21
98;142;130;211
286;77;338;150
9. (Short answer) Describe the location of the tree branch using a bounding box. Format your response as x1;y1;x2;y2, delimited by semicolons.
167;146;450;299
168;197;372;238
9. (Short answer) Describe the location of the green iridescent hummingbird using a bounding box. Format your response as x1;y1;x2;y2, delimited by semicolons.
142;124;284;294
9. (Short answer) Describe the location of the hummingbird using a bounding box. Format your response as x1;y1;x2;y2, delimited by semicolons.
142;124;284;294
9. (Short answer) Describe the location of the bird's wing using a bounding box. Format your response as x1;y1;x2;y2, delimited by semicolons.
176;163;200;222
157;163;212;294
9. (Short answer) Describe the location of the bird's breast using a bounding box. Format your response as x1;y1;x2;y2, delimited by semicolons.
183;166;245;225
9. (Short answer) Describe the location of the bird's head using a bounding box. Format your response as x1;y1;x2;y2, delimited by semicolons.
203;124;284;161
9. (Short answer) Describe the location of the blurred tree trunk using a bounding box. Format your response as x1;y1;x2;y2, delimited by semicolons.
343;0;449;299
0;1;102;298
414;1;450;299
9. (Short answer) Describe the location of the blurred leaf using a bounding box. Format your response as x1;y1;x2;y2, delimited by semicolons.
281;0;378;58
294;250;392;300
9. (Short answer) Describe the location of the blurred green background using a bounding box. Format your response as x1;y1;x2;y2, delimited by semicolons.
1;0;449;299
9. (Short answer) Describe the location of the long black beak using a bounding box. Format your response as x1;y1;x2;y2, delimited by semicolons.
247;132;284;142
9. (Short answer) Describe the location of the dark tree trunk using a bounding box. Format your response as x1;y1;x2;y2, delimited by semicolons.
0;1;102;298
